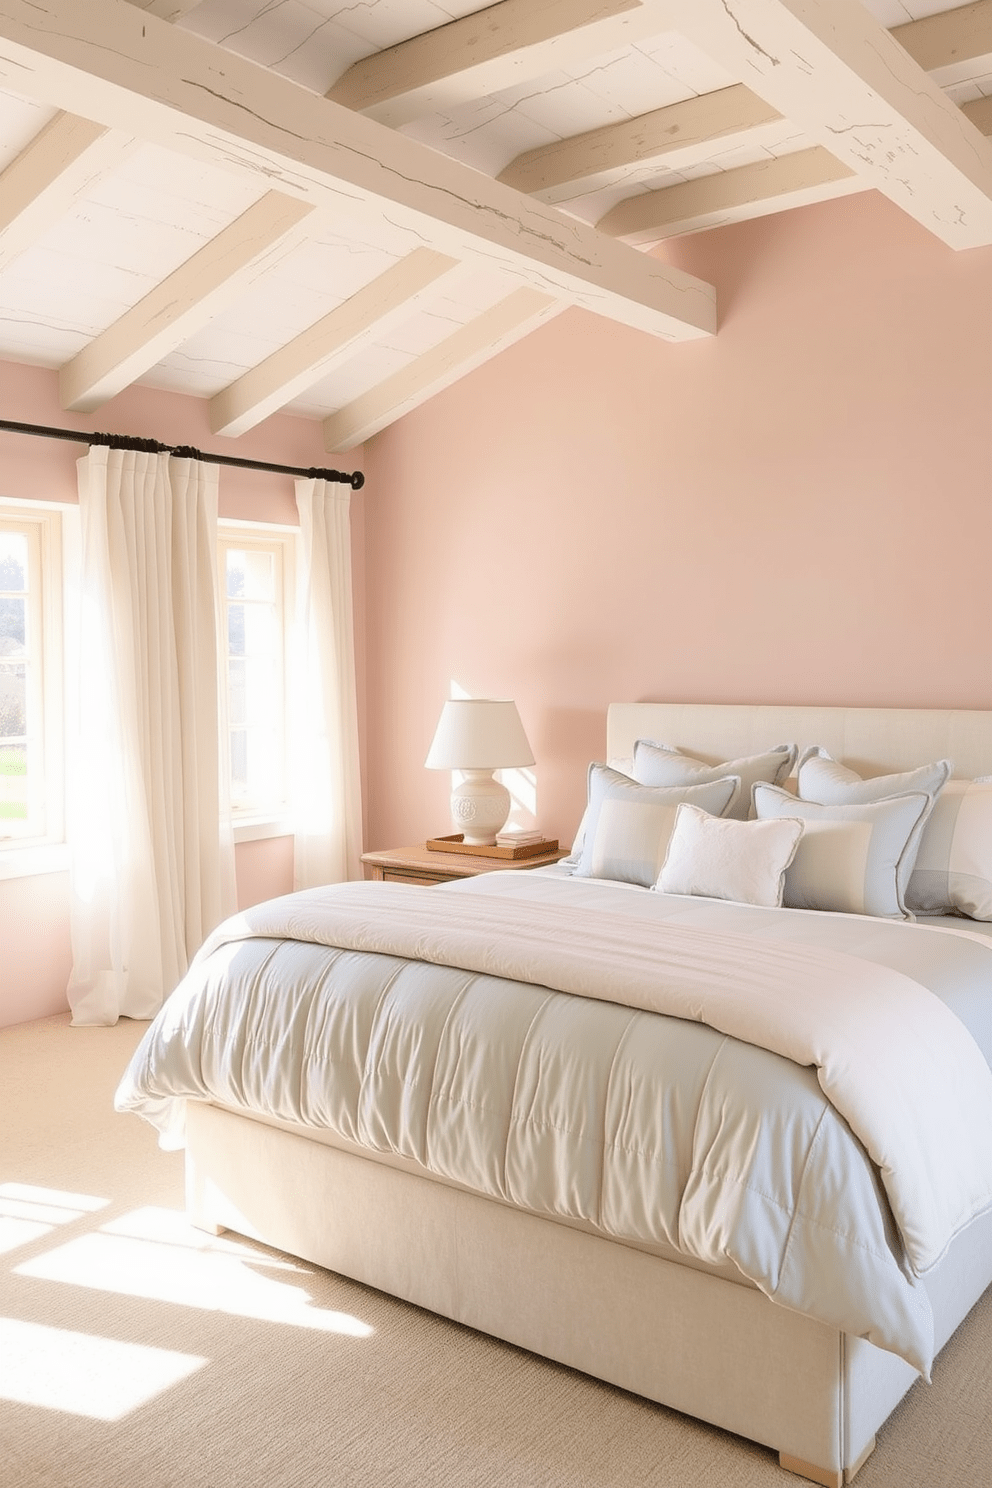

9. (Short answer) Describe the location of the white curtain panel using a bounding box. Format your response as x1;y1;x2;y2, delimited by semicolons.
67;446;235;1026
292;478;363;889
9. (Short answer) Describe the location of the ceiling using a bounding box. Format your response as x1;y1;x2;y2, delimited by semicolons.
0;0;990;452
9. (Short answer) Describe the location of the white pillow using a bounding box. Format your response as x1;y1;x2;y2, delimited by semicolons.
656;804;803;908
752;784;933;920
906;777;992;920
633;741;797;820
575;765;740;888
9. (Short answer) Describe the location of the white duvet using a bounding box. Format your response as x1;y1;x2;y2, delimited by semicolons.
117;872;992;1374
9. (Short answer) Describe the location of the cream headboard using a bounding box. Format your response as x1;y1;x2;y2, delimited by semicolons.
606;703;992;781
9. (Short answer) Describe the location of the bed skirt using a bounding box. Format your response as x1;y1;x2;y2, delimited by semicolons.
183;1101;992;1486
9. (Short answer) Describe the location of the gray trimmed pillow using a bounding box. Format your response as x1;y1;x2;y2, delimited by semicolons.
656;804;803;908
575;765;739;888
796;748;951;807
633;740;797;820
906;778;992;920
752;784;932;920
795;749;950;906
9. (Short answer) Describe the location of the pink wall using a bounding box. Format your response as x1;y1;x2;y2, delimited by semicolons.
362;191;992;853
0;363;365;1026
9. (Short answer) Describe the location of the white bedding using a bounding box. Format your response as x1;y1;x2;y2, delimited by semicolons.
116;872;992;1376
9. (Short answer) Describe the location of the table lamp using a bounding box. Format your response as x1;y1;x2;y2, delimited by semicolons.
425;698;535;845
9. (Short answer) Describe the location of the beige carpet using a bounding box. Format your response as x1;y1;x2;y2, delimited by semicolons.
1;1015;990;1488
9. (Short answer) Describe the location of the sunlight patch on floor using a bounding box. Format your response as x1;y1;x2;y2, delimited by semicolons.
14;1206;375;1337
0;1184;110;1258
0;1316;208;1420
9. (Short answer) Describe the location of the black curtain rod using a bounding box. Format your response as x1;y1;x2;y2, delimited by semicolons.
0;417;365;490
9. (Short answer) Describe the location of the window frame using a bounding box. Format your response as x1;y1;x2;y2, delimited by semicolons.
216;520;297;833
0;501;64;865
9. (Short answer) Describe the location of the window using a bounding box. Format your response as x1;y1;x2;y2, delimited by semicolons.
217;526;295;820
0;507;62;849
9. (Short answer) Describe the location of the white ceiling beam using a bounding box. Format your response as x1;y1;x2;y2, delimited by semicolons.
323;288;562;452
0;0;715;344
210;247;460;438
598;146;860;244
596;87;992;248
0;2;196;274
325;0;671;128
0;112;138;273
894;0;992;88
125;1;202;18
60;191;314;413
498;1;992;206
673;0;992;250
499;84;783;202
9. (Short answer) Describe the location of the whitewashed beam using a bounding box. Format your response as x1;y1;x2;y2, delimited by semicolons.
60;191;314;413
499;85;782;203
323;289;562;452
894;0;992;89
675;0;992;250
0;0;715;343
0;112;138;272
0;3;198;274
211;247;460;438
598;147;861;245
325;0;675;128
125;1;201;19
963;95;992;136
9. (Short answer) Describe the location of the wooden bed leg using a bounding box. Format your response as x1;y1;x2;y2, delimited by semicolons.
189;1216;226;1237
779;1437;875;1487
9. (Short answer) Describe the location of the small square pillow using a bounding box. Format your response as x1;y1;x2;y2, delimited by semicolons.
906;777;992;920
752;784;933;920
575;765;739;888
632;741;797;820
656;803;803;908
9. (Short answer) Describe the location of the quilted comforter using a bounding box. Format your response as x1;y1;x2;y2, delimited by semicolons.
115;872;992;1376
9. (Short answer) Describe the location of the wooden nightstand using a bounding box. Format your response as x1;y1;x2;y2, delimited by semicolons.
361;842;570;886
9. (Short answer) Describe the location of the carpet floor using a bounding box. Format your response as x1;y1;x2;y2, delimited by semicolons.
1;1013;990;1488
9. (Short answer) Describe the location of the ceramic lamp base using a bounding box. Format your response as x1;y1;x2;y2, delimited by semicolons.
451;770;511;846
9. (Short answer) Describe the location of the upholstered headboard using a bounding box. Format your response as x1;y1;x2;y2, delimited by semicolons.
606;703;992;781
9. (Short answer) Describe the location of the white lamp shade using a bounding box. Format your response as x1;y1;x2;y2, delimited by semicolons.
425;699;534;770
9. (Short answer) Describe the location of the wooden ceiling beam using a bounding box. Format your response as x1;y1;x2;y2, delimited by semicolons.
499;84;783;202
0;0;715;344
323;288;562;452
60;191;314;413
0;112;138;273
326;0;665;128
670;0;992;250
499;2;992;210
211;247;460;438
598;146;860;244
894;0;992;88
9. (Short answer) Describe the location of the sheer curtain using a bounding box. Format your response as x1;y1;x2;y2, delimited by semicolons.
66;446;236;1026
292;477;363;889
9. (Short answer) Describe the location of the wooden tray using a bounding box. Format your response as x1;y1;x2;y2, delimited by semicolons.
425;834;559;860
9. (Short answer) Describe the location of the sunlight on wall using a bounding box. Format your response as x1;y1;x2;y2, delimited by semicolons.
0;1316;208;1421
16;1205;375;1337
0;1183;109;1259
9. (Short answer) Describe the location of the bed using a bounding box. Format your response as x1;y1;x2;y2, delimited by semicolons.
115;702;992;1487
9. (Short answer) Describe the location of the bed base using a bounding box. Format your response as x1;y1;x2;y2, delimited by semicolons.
184;1102;990;1486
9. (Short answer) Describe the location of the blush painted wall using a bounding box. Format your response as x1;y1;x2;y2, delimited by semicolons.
0;362;365;1026
361;191;992;854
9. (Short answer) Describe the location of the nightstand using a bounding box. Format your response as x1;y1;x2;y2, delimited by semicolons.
361;843;570;886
